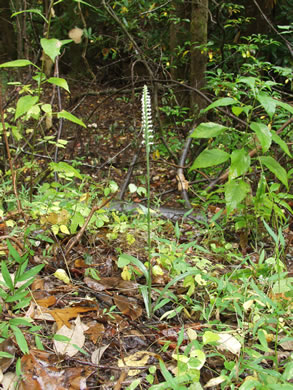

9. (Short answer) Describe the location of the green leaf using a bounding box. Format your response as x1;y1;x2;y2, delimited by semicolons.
259;156;288;189
15;95;39;120
10;326;29;354
0;59;35;68
272;131;291;157
57;110;86;128
203;97;236;112
49;161;83;180
276;100;293;114
53;334;70;342
0;351;14;359
237;76;258;91
118;254;149;281
202;331;220;345
225;179;250;214
9;318;33;327
6;239;22;263
17;264;44;283
46;77;70;93
190;122;228;138
11;9;48;23
1;261;14;290
40;38;62;62
250;122;272;153
190;149;230;170
229;149;251;179
256;93;276;119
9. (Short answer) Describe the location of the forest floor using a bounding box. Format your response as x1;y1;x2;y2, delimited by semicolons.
1;80;293;390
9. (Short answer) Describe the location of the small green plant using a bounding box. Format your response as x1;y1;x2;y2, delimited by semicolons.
0;240;44;354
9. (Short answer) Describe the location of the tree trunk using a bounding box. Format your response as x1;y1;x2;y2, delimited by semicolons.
0;0;17;60
190;0;208;112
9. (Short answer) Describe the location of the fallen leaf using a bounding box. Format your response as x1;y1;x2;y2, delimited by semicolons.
118;351;158;377
18;349;93;390
217;333;241;355
54;316;88;357
1;372;18;390
0;339;16;373
85;323;105;344
114;295;142;320
47;306;97;329
91;344;110;365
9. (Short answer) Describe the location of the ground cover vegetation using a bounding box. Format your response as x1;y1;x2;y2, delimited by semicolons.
0;0;292;388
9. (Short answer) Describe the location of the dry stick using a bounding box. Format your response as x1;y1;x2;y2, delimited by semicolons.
0;88;23;214
208;117;293;190
252;0;293;58
65;192;117;257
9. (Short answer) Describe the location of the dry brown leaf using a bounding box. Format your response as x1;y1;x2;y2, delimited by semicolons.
0;339;15;373
35;295;57;308
46;306;97;329
18;349;93;390
114;295;142;320
85;323;105;344
68;27;83;44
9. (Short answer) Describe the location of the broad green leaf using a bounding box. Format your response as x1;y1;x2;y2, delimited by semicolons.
15;95;39;120
190;122;228;138
70;212;84;234
256;93;276;119
46;77;70;93
9;318;33;327
225;179;250;214
202;331;220;345
250;122;272;153
272;131;291;157
11;9;48;23
232;106;244;116
10;326;29;354
0;59;34;68
259;156;288;189
203;97;236;112
276;100;293;114
49;161;83;180
229;149;251;179
237;76;258;91
190;149;230;170
1;261;14;290
40;38;62;62
57;110;86;128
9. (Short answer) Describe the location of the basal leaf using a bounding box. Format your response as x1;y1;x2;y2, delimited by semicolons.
190;149;230;170
259;156;288;189
250;122;272;153
190;122;228;139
